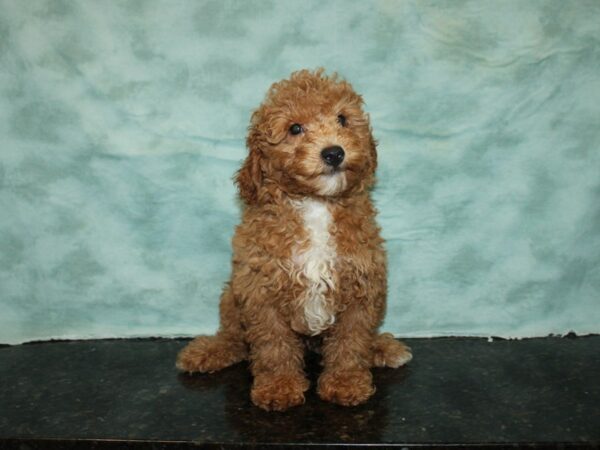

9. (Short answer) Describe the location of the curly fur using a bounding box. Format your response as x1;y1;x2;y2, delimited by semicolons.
177;69;412;411
292;198;336;335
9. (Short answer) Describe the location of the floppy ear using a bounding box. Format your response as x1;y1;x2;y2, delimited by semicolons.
369;132;378;172
235;124;263;205
359;131;379;192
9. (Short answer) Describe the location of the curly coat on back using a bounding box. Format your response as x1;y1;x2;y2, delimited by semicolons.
177;69;411;411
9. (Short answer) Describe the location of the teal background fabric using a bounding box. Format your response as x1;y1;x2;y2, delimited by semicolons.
1;1;599;344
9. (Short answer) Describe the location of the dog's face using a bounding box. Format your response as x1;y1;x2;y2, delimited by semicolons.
237;70;377;204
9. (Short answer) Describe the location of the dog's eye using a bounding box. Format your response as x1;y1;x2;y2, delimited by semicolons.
337;114;347;127
289;123;303;135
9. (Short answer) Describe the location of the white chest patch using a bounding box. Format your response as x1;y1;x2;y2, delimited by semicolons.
292;198;337;335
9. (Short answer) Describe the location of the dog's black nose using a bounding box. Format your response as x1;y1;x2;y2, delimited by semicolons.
321;146;345;167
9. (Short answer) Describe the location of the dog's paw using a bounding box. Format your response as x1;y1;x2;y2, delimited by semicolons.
176;335;246;373
251;373;309;412
372;333;412;368
317;369;375;406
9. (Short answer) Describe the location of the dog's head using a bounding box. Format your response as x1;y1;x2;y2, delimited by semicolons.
237;69;378;204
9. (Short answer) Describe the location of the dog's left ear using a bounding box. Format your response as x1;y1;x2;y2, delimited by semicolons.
369;133;378;172
236;123;264;205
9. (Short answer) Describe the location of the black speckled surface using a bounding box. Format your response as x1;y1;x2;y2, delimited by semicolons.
0;337;598;449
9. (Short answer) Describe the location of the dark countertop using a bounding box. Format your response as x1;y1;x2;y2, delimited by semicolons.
0;336;598;449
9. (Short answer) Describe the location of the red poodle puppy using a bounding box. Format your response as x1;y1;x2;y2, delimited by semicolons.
177;69;412;411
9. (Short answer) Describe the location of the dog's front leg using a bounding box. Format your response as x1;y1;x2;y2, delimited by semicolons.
244;306;308;411
317;301;377;406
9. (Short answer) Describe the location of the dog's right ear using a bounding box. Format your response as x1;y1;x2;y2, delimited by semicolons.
236;122;263;205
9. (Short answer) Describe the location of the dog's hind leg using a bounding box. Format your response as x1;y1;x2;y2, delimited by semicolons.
371;332;412;368
176;284;248;373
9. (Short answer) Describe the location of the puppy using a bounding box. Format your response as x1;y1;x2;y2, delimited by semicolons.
177;69;411;411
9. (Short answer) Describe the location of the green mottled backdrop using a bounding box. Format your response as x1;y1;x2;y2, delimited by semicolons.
1;0;599;344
